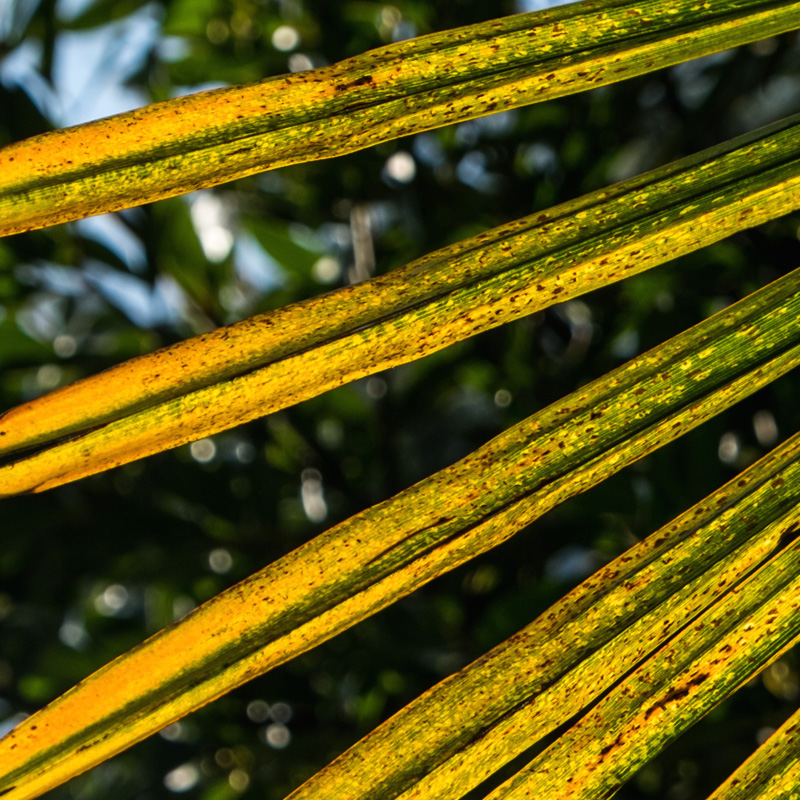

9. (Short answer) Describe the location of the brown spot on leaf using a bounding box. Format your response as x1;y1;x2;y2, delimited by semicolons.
599;733;624;757
336;74;375;91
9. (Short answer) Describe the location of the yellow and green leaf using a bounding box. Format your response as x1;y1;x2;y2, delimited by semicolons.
2;265;800;799
708;705;800;798
288;433;800;800
3;2;800;799
1;0;799;235
4;114;800;494
490;533;800;800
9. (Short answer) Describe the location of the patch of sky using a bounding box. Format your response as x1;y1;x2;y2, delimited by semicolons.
1;3;163;308
2;1;161;127
670;50;734;111
413;133;446;167
16;293;69;342
189;193;235;262
455;110;517;148
235;233;286;293
56;0;96;22
0;39;52;112
171;81;231;100
515;0;580;10
188;191;285;295
72;213;148;273
54;7;161;126
83;261;187;328
544;544;601;582
456;151;503;194
519;142;559;176
0;0;39;42
16;262;86;297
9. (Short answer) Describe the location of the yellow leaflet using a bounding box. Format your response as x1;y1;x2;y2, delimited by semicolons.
1;1;799;233
706;704;800;798
4;115;800;493
1;269;799;799
489;545;800;800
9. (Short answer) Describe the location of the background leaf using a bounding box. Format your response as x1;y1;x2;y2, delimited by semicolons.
1;3;800;799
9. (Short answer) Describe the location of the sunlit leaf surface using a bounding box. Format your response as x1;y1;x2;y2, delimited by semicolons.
288;433;800;800
3;2;800;799
2;266;800;799
1;0;799;234
3;114;800;494
707;705;800;799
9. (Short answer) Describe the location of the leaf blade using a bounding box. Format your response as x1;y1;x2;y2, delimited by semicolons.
707;705;800;799
2;266;800;799
488;537;800;800
1;0;799;234
287;436;800;800
4;115;800;493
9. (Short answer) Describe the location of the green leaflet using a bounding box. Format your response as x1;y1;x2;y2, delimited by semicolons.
707;709;800;798
489;517;800;800
3;3;800;798
287;434;800;800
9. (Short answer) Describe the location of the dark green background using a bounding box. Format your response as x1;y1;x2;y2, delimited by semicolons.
2;2;800;798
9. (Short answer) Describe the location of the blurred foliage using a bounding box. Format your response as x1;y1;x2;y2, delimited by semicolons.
1;1;800;799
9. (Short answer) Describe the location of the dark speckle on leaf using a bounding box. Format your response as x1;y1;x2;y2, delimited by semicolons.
336;74;376;92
